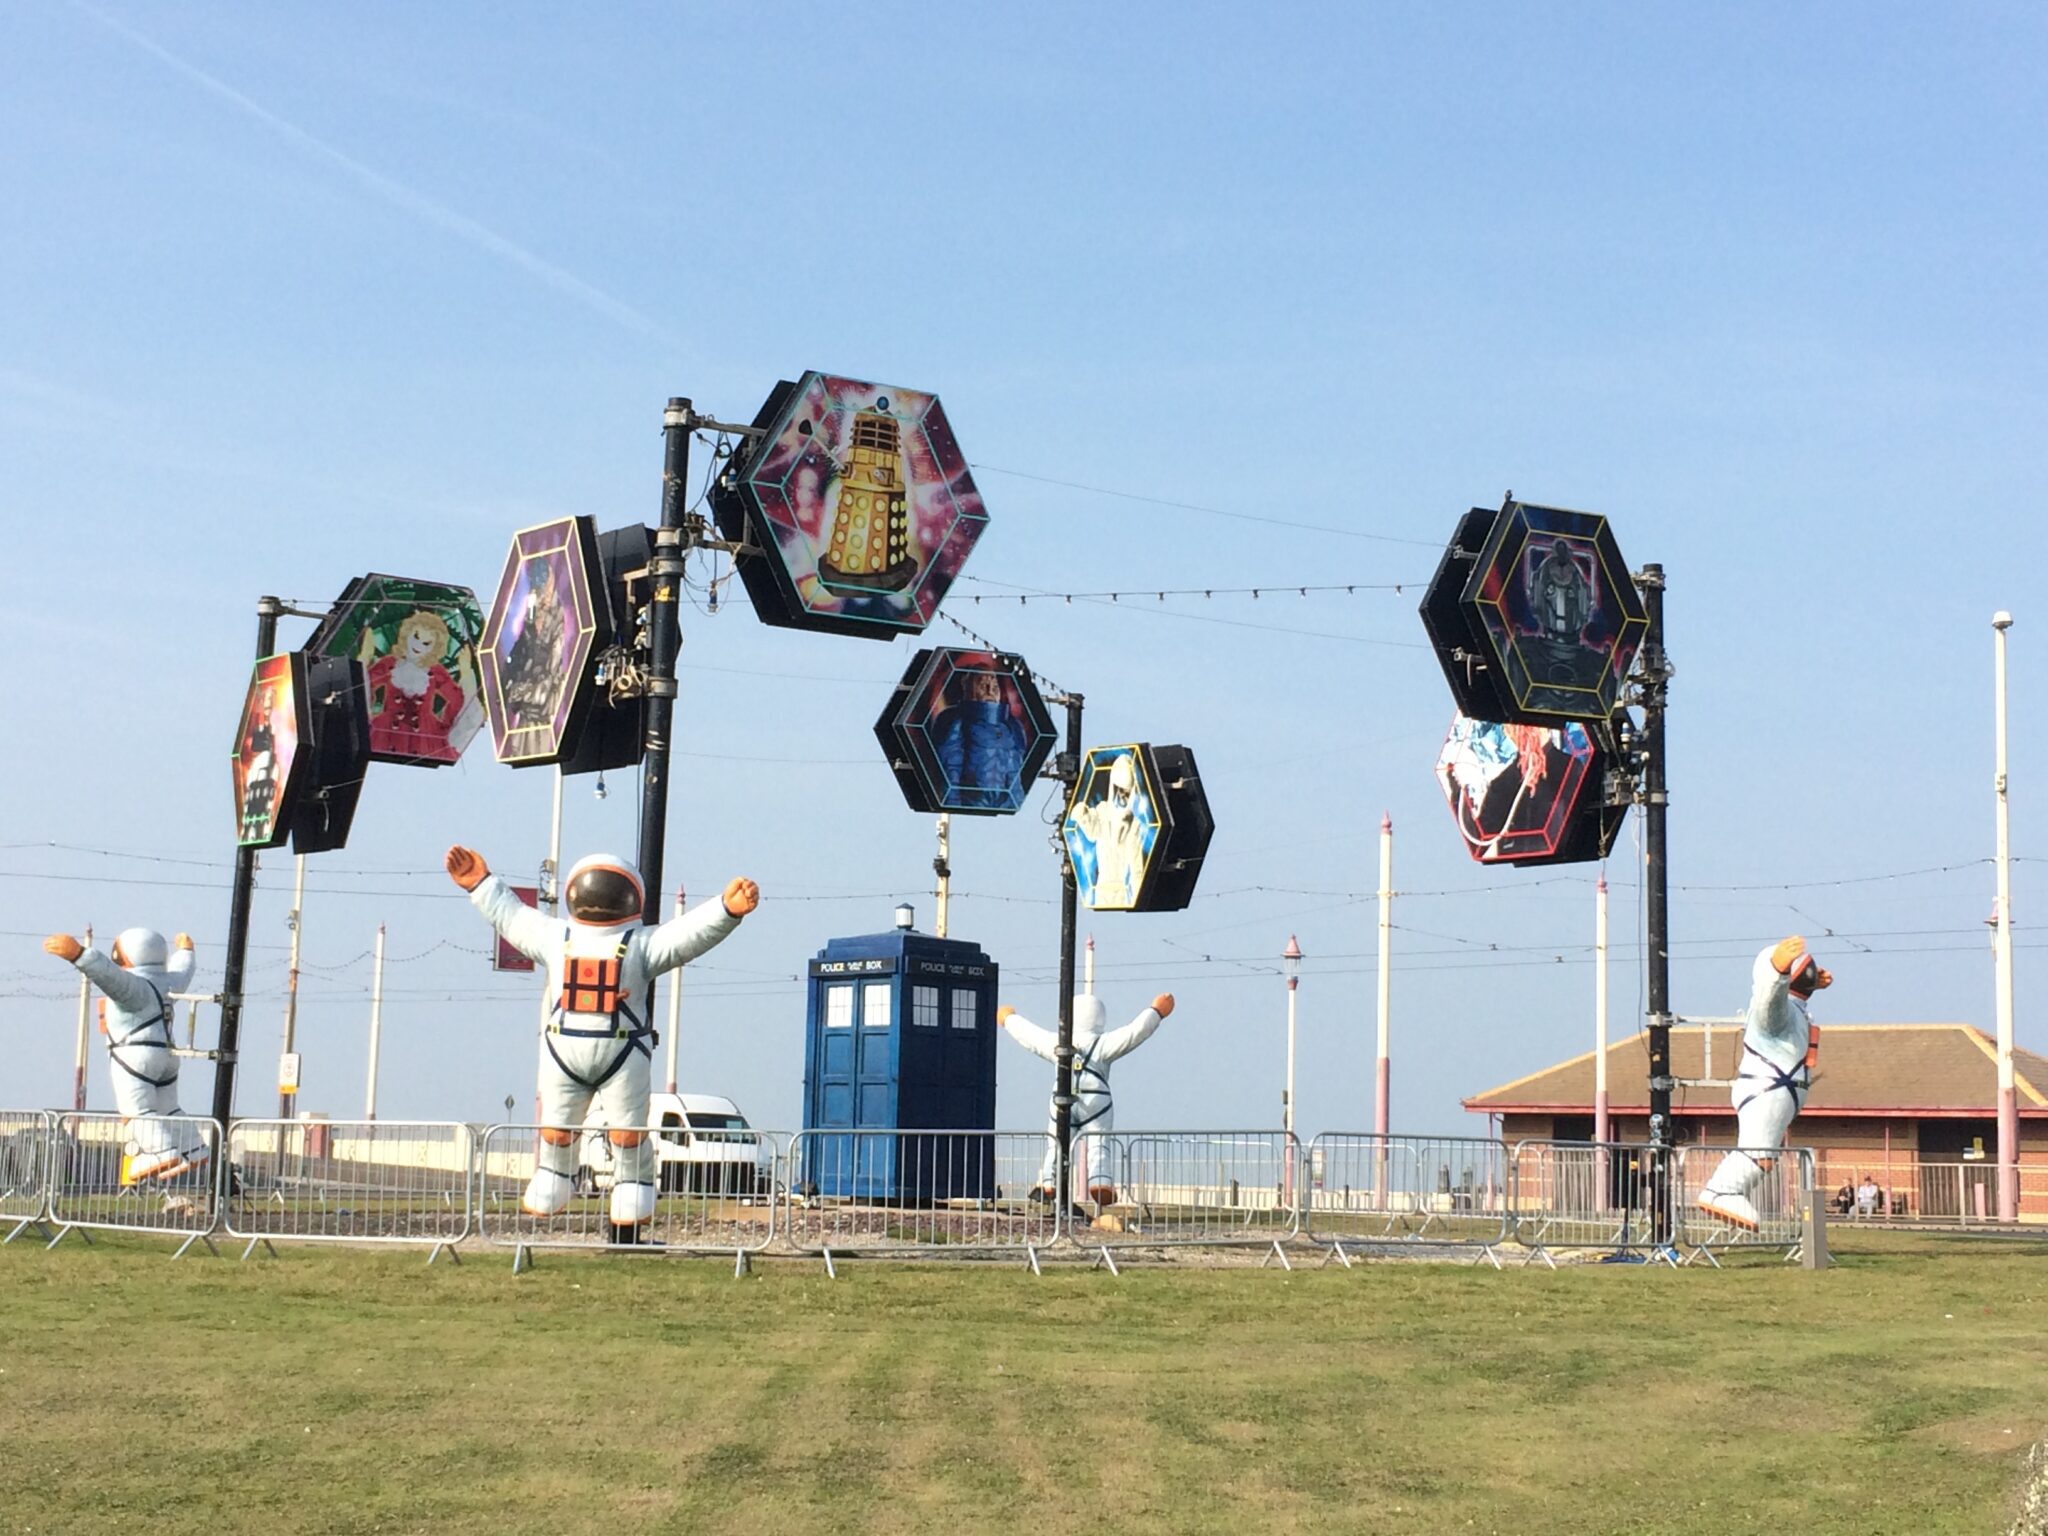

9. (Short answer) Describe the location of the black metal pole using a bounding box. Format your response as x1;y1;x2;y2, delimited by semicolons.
637;399;690;930
211;595;283;1129
1639;563;1673;1242
1055;693;1083;1212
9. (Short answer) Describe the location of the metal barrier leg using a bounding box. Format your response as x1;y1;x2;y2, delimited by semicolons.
46;1224;93;1251
428;1242;460;1267
1090;1245;1119;1277
733;1248;750;1279
171;1233;220;1260
1261;1239;1293;1271
1469;1244;1503;1270
5;1218;51;1245
1321;1239;1353;1269
1025;1244;1042;1276
512;1243;534;1275
239;1237;279;1261
821;1248;836;1281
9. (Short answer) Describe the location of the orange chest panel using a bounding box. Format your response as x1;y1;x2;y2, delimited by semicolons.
559;954;628;1015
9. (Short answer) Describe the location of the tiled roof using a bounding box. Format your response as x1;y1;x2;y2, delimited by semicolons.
1463;1024;2048;1116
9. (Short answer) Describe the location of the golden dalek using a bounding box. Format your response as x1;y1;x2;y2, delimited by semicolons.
819;406;918;593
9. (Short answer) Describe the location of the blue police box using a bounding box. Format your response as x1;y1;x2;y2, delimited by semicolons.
801;906;998;1201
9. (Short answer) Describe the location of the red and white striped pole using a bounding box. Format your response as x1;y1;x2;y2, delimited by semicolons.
1375;813;1393;1139
71;923;93;1111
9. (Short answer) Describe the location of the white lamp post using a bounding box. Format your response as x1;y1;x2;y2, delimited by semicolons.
1282;935;1302;1138
1993;611;2017;1222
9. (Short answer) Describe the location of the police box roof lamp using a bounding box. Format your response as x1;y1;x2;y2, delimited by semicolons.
894;903;916;930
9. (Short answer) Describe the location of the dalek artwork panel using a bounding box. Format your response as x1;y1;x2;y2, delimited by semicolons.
712;372;988;640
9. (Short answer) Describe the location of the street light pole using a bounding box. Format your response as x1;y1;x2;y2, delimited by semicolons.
1283;934;1301;1209
1993;610;2017;1222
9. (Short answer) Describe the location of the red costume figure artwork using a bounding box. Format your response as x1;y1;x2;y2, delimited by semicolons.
364;610;472;762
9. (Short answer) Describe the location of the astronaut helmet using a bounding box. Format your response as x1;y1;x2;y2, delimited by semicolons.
1071;992;1108;1040
563;854;646;928
111;928;169;970
1106;752;1138;817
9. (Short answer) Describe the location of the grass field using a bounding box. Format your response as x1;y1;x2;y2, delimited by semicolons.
3;1231;2044;1535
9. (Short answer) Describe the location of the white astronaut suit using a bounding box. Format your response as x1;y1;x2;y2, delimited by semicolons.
1697;936;1832;1231
998;991;1173;1203
43;927;206;1181
447;845;757;1227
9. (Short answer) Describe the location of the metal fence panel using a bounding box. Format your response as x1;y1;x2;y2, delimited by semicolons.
1675;1144;1813;1257
1083;1132;1300;1250
1;1111;52;1239
1305;1133;1510;1252
786;1130;1058;1259
46;1111;222;1254
475;1123;785;1260
224;1120;473;1257
1508;1140;1665;1256
1812;1158;2048;1233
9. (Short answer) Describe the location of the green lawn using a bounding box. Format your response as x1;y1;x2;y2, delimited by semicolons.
2;1231;2043;1535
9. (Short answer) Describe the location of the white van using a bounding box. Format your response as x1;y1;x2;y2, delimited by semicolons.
577;1092;772;1198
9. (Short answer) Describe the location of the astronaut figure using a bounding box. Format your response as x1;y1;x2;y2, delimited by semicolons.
997;991;1173;1204
447;845;758;1227
1697;936;1833;1231
43;928;207;1182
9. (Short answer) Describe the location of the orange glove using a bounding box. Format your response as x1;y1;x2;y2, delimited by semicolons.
445;846;489;892
43;934;83;963
722;877;760;917
1770;936;1807;974
996;1005;1015;1027
174;933;194;951
1152;993;1175;1018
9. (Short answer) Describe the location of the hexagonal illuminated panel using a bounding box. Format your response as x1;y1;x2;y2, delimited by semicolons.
1434;712;1626;866
713;373;987;641
1462;501;1648;724
874;647;1057;816
306;574;486;767
1062;743;1213;912
478;517;603;766
232;653;305;849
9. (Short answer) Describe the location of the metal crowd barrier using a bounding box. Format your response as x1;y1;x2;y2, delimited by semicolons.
224;1119;474;1263
45;1111;223;1259
1812;1159;2048;1234
1;1110;52;1244
786;1130;1059;1274
1082;1132;1300;1270
475;1123;786;1272
1673;1144;1813;1262
1508;1140;1668;1265
1304;1133;1511;1265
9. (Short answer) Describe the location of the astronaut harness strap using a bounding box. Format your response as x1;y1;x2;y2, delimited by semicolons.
109;978;179;1087
1737;1043;1809;1104
1070;1040;1113;1132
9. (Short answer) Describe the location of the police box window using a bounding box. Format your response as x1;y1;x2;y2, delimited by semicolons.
863;980;891;1027
949;990;978;1030
912;985;940;1028
825;985;853;1028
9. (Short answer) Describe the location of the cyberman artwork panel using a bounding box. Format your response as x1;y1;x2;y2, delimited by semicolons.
1461;501;1647;725
874;647;1057;815
713;373;987;640
479;517;602;766
307;574;485;766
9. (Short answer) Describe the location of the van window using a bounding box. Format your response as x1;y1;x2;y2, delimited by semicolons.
686;1112;748;1132
825;984;853;1028
911;985;940;1027
660;1112;683;1131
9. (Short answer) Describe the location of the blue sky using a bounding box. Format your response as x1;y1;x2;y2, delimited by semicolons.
3;4;2043;1139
